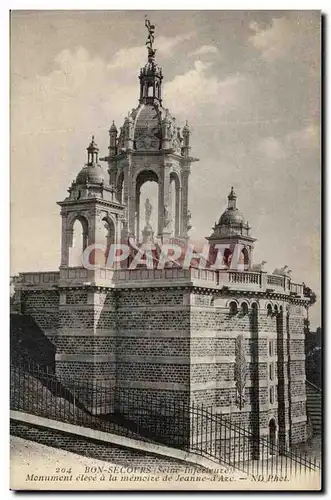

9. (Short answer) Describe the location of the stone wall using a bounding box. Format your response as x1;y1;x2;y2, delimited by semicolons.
17;284;308;444
115;287;191;406
22;290;59;334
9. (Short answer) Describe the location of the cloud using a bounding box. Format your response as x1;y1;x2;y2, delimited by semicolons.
12;32;194;138
107;32;193;72
258;136;286;161
287;124;320;150
249;15;320;64
164;60;247;118
191;45;219;56
258;124;320;161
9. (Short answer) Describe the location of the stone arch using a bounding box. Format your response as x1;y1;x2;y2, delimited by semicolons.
134;167;159;185
223;248;233;268
226;298;239;308
240;300;249;315
135;169;160;242
251;301;259;316
228;299;239;315
266;302;273;315
99;215;116;267
68;214;89;267
239;246;250;270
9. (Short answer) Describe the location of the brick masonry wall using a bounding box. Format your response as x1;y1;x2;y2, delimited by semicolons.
56;361;116;381
290;422;307;444
117;363;190;384
287;313;307;445
16;284;308;446
49;336;116;355
22;290;59;332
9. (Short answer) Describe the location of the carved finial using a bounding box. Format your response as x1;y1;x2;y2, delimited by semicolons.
227;186;237;210
87;134;99;164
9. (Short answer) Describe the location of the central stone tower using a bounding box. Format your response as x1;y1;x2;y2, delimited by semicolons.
101;19;198;244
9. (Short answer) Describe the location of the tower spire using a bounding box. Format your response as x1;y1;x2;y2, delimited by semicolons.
139;17;163;105
87;135;99;165
228;186;237;210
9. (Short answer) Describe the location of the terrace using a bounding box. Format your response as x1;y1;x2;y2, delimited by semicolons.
15;267;306;298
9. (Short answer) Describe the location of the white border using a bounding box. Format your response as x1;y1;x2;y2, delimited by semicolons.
3;3;327;499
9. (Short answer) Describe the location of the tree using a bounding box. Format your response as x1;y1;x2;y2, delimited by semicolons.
303;284;317;306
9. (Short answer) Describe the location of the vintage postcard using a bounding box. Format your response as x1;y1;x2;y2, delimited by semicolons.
10;10;321;491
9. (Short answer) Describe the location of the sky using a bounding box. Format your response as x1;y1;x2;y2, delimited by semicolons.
10;10;321;327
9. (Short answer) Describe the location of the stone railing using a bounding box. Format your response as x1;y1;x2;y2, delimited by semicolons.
190;268;218;284
15;267;306;298
267;274;286;288
17;271;60;288
290;282;304;296
115;267;191;284
58;267;115;287
59;267;88;281
226;270;262;286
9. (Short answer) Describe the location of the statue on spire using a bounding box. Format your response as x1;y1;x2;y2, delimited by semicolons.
145;16;156;59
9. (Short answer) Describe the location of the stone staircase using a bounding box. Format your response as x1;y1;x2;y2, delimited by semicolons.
306;380;322;434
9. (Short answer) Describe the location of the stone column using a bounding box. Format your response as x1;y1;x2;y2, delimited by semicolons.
157;177;164;237
180;168;190;238
160;163;172;240
175;186;180;236
121;162;130;240
136;188;140;243
60;212;69;267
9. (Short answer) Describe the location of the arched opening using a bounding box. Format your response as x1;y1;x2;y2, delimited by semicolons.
102;217;116;266
269;418;277;454
170;172;181;237
229;301;238;316
136;170;159;243
251;302;258;314
68;216;88;267
241;302;249;316
239;247;250;270
148;85;154;97
223;248;232;268
116;172;124;204
267;303;273;316
274;304;279;316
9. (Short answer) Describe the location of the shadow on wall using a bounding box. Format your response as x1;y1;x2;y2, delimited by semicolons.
10;314;56;372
